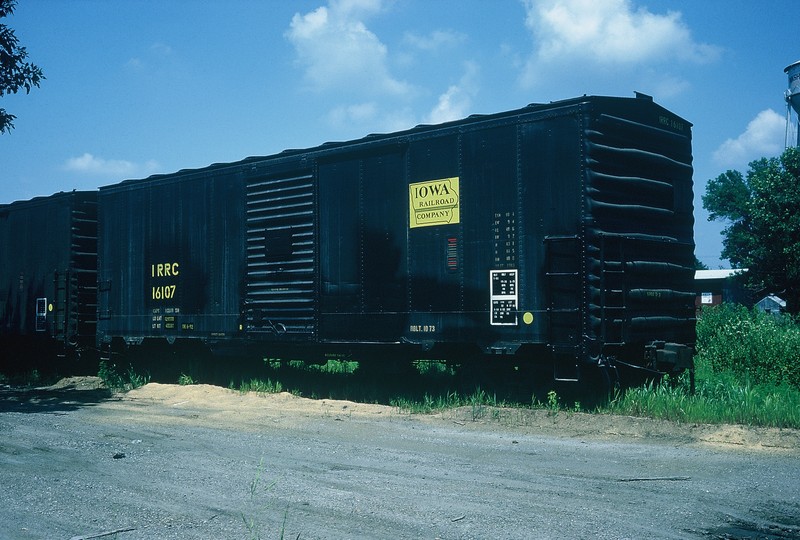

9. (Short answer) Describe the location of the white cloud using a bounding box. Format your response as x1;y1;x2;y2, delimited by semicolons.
327;102;378;125
380;108;418;133
326;102;416;134
526;0;719;64
126;42;175;71
648;73;691;99
521;0;720;87
64;153;160;178
286;0;410;97
403;29;465;51
150;42;173;57
426;62;479;124
712;109;786;168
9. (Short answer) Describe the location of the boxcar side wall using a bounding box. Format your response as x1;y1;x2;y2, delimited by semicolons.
241;96;694;375
317;149;408;342
520;112;585;360
305;107;588;357
97;170;246;346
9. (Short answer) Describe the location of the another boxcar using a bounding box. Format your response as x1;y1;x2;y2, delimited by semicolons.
97;164;247;347
0;191;97;372
97;94;695;382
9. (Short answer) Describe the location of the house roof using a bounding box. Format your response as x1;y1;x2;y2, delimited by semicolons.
695;269;747;280
757;295;786;308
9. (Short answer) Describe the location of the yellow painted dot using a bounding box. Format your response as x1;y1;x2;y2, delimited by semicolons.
523;312;534;325
48;303;53;312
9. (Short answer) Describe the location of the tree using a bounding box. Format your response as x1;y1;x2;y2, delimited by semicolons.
702;146;800;313
694;256;708;271
0;0;44;133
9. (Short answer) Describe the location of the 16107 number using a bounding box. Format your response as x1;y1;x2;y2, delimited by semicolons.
152;285;176;300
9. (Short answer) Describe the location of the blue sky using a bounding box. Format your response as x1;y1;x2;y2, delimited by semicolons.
1;0;798;268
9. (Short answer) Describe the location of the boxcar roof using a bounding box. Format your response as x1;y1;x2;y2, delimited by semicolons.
102;93;691;191
0;190;91;211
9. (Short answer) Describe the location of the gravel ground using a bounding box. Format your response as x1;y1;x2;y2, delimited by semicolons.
1;378;799;540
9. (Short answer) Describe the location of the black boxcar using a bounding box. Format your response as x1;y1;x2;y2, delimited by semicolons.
0;191;97;372
98;94;695;381
97;164;246;346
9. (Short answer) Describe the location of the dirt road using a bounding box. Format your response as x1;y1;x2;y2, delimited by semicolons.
1;378;799;539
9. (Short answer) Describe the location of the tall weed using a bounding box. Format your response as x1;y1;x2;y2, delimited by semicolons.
238;378;283;394
605;313;800;429
98;360;150;392
607;363;800;428
696;304;800;388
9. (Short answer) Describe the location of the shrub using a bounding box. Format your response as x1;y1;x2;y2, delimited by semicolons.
696;304;800;388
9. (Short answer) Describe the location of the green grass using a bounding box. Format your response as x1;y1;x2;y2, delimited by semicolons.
103;306;800;430
231;358;360;397
235;378;284;395
97;360;150;392
264;358;359;374
387;361;800;430
591;305;800;429
387;316;800;430
602;357;800;429
241;457;288;540
310;359;359;374
177;373;195;386
391;387;500;417
414;360;456;377
390;391;462;414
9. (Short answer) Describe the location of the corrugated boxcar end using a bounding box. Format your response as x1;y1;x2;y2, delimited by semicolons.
577;95;696;380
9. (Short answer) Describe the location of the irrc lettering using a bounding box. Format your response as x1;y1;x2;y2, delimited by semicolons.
151;262;180;277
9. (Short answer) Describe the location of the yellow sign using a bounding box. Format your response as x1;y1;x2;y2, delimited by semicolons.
150;261;180;301
409;177;460;228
